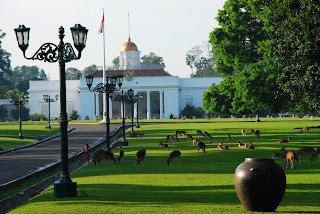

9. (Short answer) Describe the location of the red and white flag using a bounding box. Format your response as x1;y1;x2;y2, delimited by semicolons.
98;13;104;34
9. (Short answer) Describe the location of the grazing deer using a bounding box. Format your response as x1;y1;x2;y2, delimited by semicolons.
80;144;89;166
217;142;228;150
228;134;231;141
254;130;260;138
301;126;310;133
278;137;291;143
241;129;247;136
179;130;187;136
186;134;193;141
111;141;123;150
118;150;124;162
159;141;168;147
193;138;200;146
296;147;315;163
136;149;146;166
167;150;181;166
237;140;246;148
129;132;138;138
198;142;206;153
272;152;286;159
204;132;213;140
138;132;145;138
92;149;116;166
250;129;255;136
247;143;255;149
166;135;171;143
196;130;205;137
280;147;298;169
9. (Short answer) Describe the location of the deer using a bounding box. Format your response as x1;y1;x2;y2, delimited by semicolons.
111;141;123;150
138;132;144;138
247;143;255;149
228;134;231;141
250;129;255;136
186;134;193;141
179;130;187;136
79;144;89;166
167;150;181;166
193;138;200;146
129;132;138;138
118;150;124;162
92;149;116;166
159;141;168;147
217;142;228;150
301;126;310;133
241;129;247;136
278;137;291;143
280;147;298;169
204;132;213;140
237;140;246;148
136;149;146;166
272;152;286;159
196;130;205;137
296;147;315;163
254;130;261;138
166;135;171;143
198;142;206;153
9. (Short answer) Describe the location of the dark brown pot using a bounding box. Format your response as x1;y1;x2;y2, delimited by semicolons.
234;158;286;212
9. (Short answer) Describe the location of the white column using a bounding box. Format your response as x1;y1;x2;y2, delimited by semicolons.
160;91;164;119
109;96;113;119
147;91;151;119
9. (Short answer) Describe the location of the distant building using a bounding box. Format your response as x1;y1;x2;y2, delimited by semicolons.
28;37;222;120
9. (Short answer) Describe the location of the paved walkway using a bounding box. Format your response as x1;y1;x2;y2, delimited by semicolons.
0;123;122;186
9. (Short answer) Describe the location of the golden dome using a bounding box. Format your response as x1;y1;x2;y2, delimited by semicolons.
121;36;138;52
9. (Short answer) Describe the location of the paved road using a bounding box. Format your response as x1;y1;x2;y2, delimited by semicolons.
0;123;122;186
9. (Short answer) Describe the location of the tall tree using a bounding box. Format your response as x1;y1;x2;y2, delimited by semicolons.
112;56;120;66
66;67;82;80
0;29;13;99
7;65;47;85
210;0;266;76
186;41;220;77
82;64;97;77
141;52;165;67
250;0;320;112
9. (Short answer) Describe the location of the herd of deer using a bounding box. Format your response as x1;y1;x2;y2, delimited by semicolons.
79;125;319;169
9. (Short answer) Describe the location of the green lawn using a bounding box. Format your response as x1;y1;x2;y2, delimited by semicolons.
0;124;60;150
9;118;320;213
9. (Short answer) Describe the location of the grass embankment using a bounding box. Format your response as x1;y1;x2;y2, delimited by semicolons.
0;124;60;150
9;118;320;213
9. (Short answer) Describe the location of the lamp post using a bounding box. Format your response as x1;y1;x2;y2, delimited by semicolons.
127;89;142;133
14;24;88;198
10;95;29;139
86;74;123;151
113;90;129;146
135;94;143;128
43;95;58;129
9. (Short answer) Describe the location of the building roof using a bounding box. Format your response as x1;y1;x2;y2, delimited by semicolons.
121;37;138;52
92;69;173;77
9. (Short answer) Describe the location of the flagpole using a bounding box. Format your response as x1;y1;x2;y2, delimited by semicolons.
102;8;107;123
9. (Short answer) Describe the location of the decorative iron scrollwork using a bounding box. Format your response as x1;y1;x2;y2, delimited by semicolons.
91;83;119;94
63;43;77;62
28;43;59;63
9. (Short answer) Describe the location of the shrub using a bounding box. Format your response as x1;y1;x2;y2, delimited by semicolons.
70;110;79;120
30;113;47;121
181;105;205;119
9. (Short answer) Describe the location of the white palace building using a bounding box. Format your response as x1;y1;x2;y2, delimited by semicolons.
28;37;222;120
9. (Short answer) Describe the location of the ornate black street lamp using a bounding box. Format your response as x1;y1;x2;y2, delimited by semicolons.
14;24;88;198
10;95;29;139
86;74;123;150
127;89;143;133
43;95;59;129
135;94;143;128
113;90;131;146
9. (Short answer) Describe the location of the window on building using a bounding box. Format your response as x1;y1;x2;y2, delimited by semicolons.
184;95;193;107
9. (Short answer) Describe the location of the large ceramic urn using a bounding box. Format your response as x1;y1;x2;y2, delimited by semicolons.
234;158;286;212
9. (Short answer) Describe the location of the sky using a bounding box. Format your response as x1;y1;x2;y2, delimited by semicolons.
1;0;226;80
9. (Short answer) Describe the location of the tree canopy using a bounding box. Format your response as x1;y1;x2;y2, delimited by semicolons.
141;52;165;67
66;67;82;80
82;64;97;77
